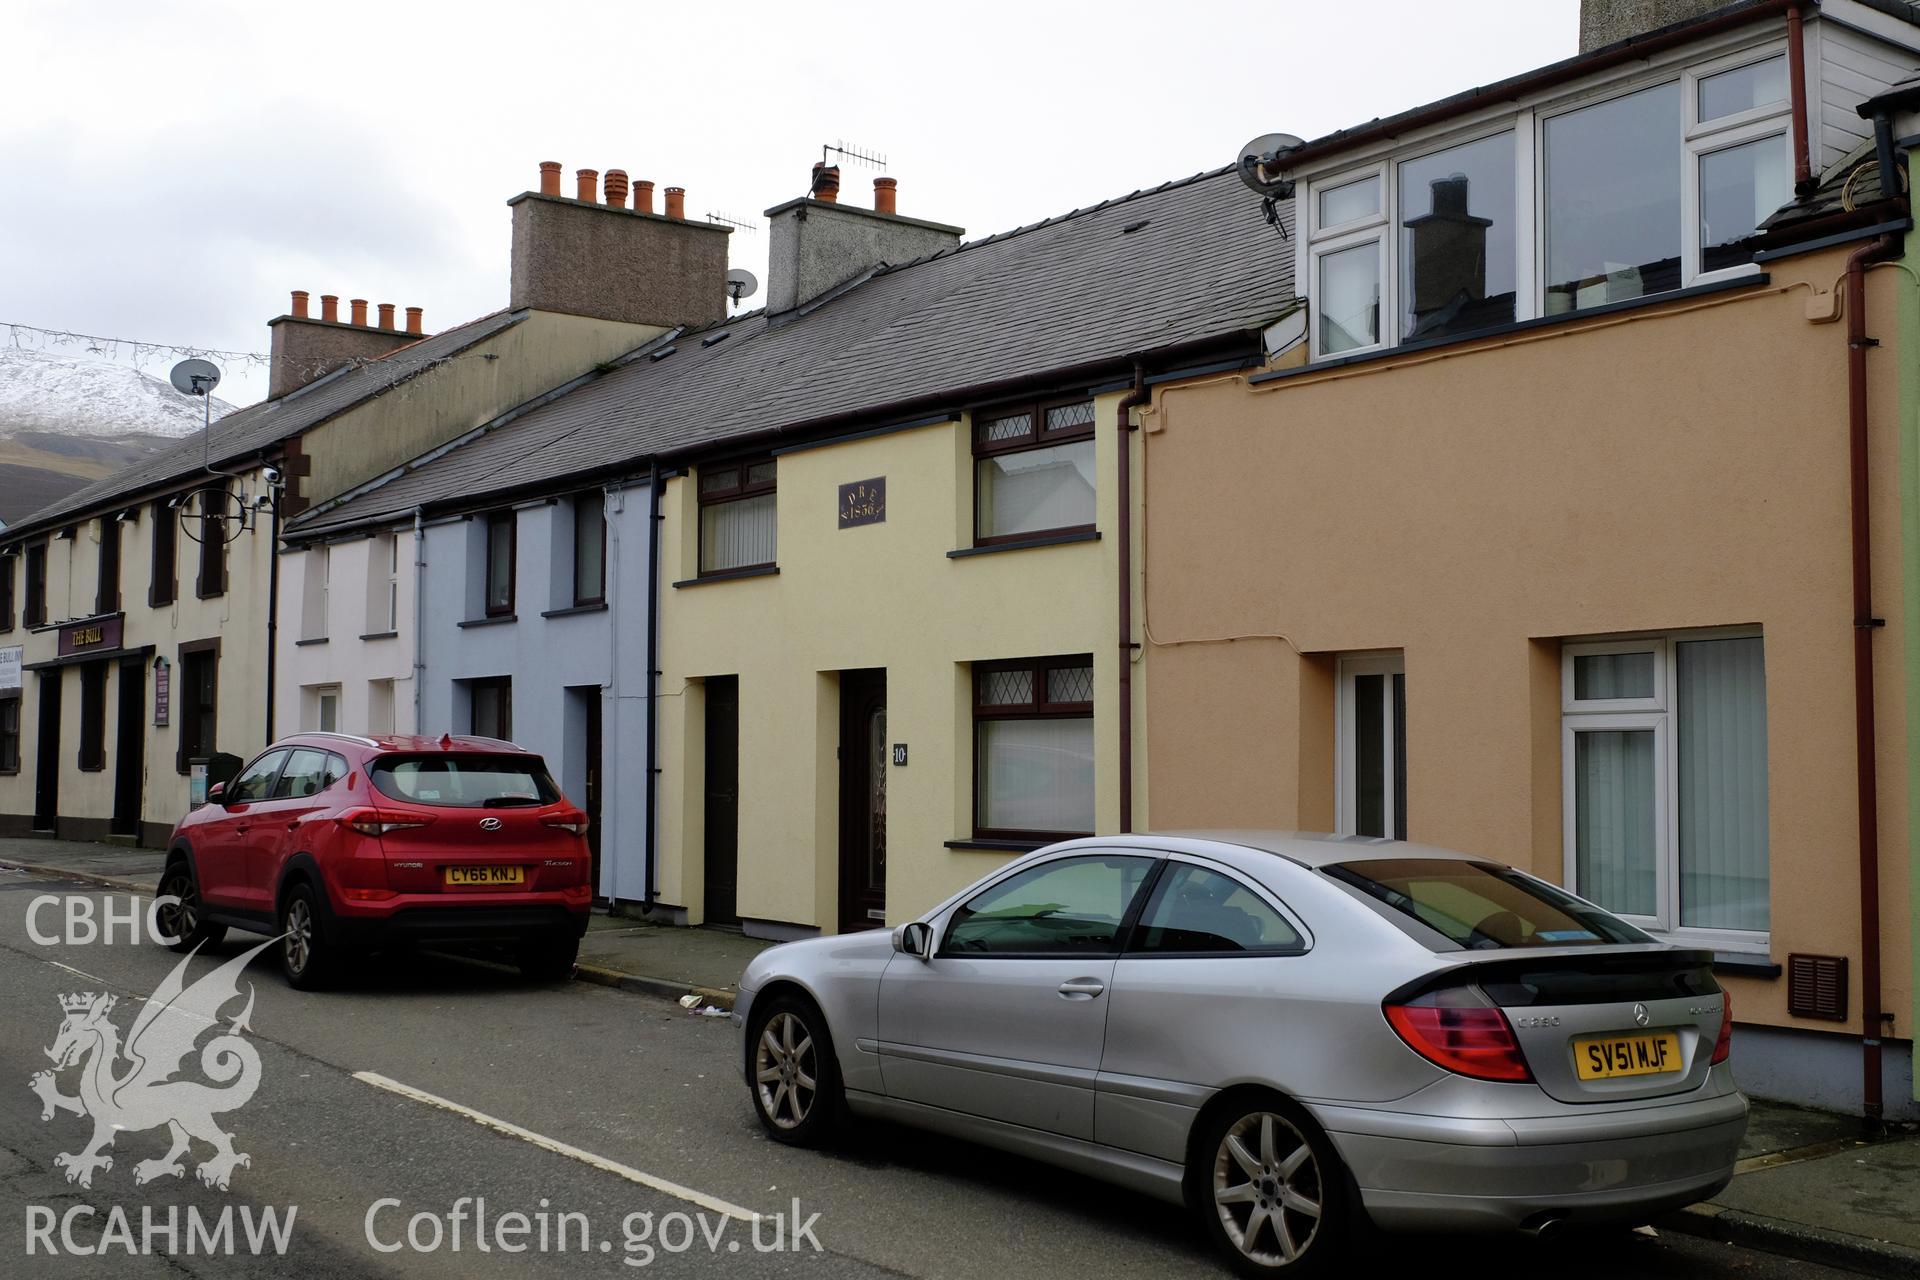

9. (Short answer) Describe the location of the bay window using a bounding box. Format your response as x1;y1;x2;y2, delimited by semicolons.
699;459;777;575
973;400;1097;544
1562;631;1768;948
973;656;1095;840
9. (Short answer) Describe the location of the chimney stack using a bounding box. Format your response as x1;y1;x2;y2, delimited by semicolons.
508;160;729;328
1579;0;1726;52
766;165;961;316
268;288;420;398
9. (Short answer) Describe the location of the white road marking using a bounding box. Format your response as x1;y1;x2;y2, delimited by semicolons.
353;1071;761;1222
43;958;111;985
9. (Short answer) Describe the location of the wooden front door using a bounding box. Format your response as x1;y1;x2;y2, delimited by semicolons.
112;659;144;837
838;669;887;932
703;677;739;925
33;671;61;832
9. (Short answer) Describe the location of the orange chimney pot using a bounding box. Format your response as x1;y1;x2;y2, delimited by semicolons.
320;294;339;323
635;180;655;214
539;161;562;196
604;169;629;207
664;186;685;219
290;290;310;319
873;176;897;215
405;306;424;335
576;168;598;202
349;298;369;327
811;162;840;203
377;303;396;330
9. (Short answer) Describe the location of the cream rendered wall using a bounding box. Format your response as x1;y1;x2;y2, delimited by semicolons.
276;528;417;736
296;312;663;507
655;393;1141;932
0;462;279;839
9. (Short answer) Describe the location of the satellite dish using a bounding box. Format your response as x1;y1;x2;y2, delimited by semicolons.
725;268;759;305
169;358;222;397
1237;132;1306;198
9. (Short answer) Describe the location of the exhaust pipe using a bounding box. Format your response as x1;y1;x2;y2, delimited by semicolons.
1519;1214;1566;1239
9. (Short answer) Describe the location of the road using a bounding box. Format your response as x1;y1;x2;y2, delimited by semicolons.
0;867;1859;1278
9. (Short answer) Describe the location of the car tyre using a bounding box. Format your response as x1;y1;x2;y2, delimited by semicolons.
156;858;226;953
517;935;579;981
1192;1094;1349;1277
747;993;842;1147
277;882;334;990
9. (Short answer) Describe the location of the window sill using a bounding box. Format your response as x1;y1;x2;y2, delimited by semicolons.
1712;956;1782;980
293;637;329;647
457;614;518;629
541;602;609;618
673;566;780;589
1253;274;1772;387
948;530;1101;559
358;630;399;641
944;838;1057;853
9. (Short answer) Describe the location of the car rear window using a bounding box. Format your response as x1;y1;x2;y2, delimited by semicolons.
370;754;558;808
1324;858;1650;950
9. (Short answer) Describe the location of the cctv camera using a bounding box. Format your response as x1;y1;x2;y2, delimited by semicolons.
261;466;283;486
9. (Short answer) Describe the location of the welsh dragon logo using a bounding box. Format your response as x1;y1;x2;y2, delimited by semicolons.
29;939;273;1190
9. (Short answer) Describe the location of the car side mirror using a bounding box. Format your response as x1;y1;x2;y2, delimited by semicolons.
207;782;227;805
893;921;933;962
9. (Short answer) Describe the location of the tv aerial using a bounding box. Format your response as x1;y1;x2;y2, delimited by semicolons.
1237;132;1306;237
726;268;759;308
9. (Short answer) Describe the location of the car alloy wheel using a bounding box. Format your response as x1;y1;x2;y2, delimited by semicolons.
1213;1111;1324;1267
754;1010;818;1131
283;897;314;977
157;868;198;939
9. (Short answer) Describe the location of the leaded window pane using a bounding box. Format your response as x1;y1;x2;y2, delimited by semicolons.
979;668;1033;707
1045;401;1094;433
1047;663;1093;706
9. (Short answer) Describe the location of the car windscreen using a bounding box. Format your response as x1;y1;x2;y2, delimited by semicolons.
369;754;559;809
1324;858;1650;950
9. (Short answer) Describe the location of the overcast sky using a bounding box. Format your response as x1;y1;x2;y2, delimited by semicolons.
1;1;1578;407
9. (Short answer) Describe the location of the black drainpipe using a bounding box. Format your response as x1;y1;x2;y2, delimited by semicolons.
264;489;281;743
644;459;662;911
1116;360;1148;833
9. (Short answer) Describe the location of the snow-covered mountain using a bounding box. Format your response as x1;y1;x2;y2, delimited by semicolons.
0;348;239;525
0;348;235;439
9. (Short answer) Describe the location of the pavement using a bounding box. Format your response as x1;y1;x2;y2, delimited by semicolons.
3;834;1918;1277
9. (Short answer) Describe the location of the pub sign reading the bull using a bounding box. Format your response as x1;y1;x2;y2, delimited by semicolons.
838;477;886;529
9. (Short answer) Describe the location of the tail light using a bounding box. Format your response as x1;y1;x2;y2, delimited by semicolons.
1385;991;1533;1083
1711;991;1733;1065
542;811;591;836
337;808;434;838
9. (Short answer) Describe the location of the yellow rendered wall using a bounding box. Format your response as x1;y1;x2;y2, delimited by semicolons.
654;395;1140;931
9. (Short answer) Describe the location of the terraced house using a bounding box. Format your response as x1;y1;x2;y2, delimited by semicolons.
280;159;1298;932
1145;0;1920;1120
0;162;717;843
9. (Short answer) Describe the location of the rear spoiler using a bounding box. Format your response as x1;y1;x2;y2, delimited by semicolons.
1384;948;1719;1007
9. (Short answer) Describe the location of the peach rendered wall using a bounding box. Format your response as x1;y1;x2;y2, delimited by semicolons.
1141;245;1911;1035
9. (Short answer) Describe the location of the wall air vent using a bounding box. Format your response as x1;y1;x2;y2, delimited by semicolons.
1786;953;1848;1021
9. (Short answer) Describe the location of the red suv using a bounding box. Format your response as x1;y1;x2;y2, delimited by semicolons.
159;733;592;988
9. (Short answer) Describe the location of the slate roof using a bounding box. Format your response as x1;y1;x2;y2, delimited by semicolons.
287;166;1297;539
1;309;525;542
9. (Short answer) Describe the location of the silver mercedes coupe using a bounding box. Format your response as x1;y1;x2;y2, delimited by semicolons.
734;832;1746;1276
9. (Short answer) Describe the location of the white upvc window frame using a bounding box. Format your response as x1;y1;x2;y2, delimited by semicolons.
1334;651;1405;839
1561;628;1768;954
1296;33;1788;362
